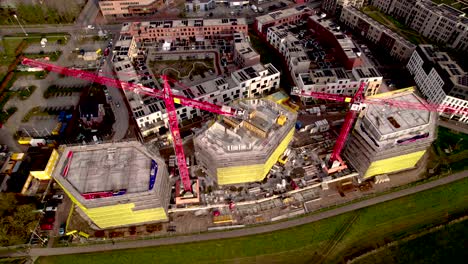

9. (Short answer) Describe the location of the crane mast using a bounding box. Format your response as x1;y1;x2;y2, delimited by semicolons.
161;76;192;192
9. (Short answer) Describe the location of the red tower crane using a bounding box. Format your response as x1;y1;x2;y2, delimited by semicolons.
292;83;468;173
22;58;244;193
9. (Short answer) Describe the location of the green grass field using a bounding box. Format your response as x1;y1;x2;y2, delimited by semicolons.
435;127;468;155
37;177;468;264
354;218;468;264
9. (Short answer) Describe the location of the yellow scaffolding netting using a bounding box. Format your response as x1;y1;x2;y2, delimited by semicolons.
364;150;426;178
217;128;295;185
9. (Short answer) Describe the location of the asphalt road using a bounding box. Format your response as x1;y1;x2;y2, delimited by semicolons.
100;34;130;141
0;24;121;36
3;170;463;258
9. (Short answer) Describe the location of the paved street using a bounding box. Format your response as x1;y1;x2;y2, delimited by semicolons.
101;33;130;141
1;170;464;257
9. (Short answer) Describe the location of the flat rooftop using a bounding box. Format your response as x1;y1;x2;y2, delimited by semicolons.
124;18;247;32
419;45;467;88
352;67;381;79
419;1;465;21
66;145;151;194
53;141;168;208
235;42;260;60
181;77;237;98
309;15;360;59
257;6;312;24
365;90;431;136
232;63;279;83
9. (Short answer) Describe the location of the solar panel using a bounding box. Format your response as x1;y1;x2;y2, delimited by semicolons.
238;72;249;81
356;69;365;78
335;68;347;79
369;68;379;77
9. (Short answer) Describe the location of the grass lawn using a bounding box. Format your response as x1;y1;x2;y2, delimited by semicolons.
1;38;25;57
37;177;468;264
0;34;68;79
434;127;468;155
149;58;214;79
354;218;468;264
361;7;430;44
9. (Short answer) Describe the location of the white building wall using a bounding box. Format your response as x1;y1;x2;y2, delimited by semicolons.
407;50;468;123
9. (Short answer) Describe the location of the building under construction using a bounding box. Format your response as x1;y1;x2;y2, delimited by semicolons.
343;88;437;179
53;141;170;229
194;99;297;185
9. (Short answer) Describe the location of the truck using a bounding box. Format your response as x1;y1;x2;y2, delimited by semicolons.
251;5;258;13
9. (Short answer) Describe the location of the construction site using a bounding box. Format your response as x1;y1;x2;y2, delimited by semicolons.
194;98;296;185
18;29;452;241
30;51;440;235
52;141;170;229
343;88;437;181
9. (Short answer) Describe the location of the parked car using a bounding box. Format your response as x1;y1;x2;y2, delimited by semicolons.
59;223;66;235
43;217;55;224
52;194;63;200
116;102;120;108
45;206;57;212
40;224;53;230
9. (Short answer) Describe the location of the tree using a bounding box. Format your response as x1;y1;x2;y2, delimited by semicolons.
0;193;38;246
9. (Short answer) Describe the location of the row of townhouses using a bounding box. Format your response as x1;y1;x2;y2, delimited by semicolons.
372;0;468;52
407;45;468;123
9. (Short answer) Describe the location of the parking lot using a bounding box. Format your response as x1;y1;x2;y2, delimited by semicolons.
31;186;72;247
185;1;298;23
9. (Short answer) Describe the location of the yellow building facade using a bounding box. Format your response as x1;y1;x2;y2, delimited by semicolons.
217;128;295;185
30;149;59;180
363;150;426;178
56;179;167;228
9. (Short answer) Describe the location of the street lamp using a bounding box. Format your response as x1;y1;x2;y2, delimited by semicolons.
13;14;28;37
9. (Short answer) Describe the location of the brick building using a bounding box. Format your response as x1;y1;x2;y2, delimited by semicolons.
121;18;248;43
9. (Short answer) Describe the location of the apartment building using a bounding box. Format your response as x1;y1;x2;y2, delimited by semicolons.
98;0;164;20
112;34;280;136
321;0;368;15
343;88;436;180
267;26;310;76
233;42;261;68
255;5;314;37
407;45;468;123
371;0;468;52
293;66;382;102
121;18;248;43
308;14;362;70
340;6;416;61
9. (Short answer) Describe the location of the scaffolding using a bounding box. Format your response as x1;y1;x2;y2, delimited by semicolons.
194;99;297;185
